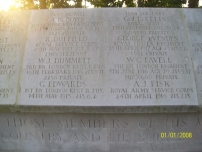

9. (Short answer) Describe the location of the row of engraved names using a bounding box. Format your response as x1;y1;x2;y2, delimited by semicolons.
0;86;194;100
17;86;193;99
24;64;190;75
0;40;188;53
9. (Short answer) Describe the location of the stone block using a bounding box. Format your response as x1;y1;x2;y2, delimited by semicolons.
184;9;202;108
0;112;201;152
18;9;198;109
0;11;30;105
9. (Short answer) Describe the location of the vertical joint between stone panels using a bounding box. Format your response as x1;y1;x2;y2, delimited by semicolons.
15;11;32;108
183;9;200;106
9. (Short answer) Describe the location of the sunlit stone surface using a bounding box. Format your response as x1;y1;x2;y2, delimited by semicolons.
18;9;198;107
0;11;30;105
0;8;202;152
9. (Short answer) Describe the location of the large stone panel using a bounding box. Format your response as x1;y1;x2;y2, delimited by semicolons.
0;11;30;105
184;9;202;108
0;8;202;152
0;112;201;152
18;8;198;107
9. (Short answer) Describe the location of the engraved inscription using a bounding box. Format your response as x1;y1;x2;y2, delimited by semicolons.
0;113;201;151
108;10;194;102
21;11;105;102
0;12;29;102
18;9;197;106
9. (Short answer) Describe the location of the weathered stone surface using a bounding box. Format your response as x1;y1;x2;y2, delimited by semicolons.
0;112;201;152
0;8;202;152
18;8;198;108
0;11;30;105
184;9;202;108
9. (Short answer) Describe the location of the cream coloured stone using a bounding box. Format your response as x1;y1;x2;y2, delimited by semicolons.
18;8;198;107
0;11;30;105
184;9;202;107
0;112;201;151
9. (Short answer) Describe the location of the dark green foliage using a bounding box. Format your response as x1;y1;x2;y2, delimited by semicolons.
88;0;123;7
75;0;82;7
125;0;136;7
188;0;199;7
138;0;187;7
50;0;71;8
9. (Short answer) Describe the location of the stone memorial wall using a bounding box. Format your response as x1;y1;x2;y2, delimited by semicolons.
0;8;201;112
0;8;202;152
19;9;197;107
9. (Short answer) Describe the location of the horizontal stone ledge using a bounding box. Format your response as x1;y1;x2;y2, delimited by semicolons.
0;105;201;113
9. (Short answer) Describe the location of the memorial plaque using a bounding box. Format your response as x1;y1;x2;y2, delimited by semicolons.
0;11;30;105
0;112;201;152
184;9;202;107
0;8;201;152
18;8;198;107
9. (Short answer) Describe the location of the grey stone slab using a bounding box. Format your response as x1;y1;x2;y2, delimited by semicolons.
0;112;201;152
0;11;30;105
18;8;198;108
184;9;202;108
